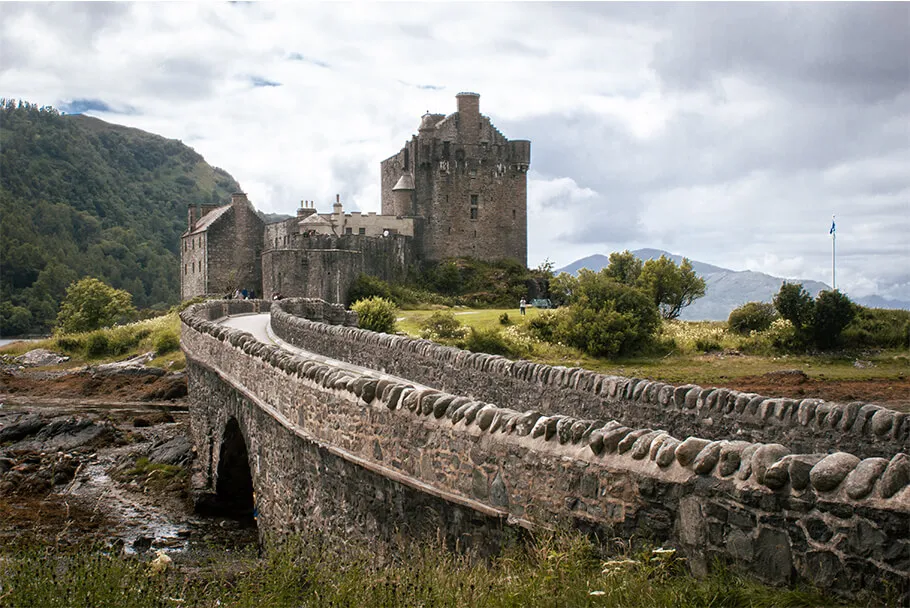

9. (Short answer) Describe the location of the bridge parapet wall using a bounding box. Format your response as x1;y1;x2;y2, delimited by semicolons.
182;300;909;599
270;299;908;460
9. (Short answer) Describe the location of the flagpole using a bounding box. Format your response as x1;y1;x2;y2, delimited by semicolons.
831;214;836;290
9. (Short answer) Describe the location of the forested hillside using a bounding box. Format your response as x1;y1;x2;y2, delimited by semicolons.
0;100;241;335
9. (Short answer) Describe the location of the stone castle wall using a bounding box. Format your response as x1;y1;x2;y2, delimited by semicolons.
261;234;414;303
270;300;908;460
182;300;909;600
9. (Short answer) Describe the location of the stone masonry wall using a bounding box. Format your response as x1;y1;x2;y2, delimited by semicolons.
182;300;909;601
261;235;414;304
270;299;909;460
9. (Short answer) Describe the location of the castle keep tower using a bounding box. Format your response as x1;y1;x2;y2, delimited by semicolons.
380;92;530;265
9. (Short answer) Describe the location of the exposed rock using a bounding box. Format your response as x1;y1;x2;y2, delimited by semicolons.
14;349;69;367
148;436;194;467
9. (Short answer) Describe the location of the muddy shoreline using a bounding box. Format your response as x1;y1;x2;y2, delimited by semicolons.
0;367;257;557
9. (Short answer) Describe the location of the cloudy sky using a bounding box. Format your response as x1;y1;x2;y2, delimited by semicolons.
2;2;908;300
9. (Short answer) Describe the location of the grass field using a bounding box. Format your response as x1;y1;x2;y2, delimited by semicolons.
397;307;910;387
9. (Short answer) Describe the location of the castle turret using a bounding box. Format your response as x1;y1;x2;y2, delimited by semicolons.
391;172;415;216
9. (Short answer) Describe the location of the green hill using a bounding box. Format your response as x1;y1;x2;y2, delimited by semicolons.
0;99;241;335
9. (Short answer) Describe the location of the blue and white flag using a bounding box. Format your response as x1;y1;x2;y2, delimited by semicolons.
829;217;836;235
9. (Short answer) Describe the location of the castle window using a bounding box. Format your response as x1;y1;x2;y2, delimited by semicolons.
470;194;479;220
513;209;516;220
184;264;187;275
403;148;409;170
443;141;450;158
359;227;366;235
192;261;195;273
345;227;353;235
184;241;187;252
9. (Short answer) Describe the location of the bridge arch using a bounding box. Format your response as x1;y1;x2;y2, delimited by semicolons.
214;417;256;520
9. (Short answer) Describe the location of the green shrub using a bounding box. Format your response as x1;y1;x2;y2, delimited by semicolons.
85;332;110;357
347;274;393;306
54;334;85;354
738;318;800;354
555;275;660;358
527;309;561;342
499;312;512;325
419;311;467;340
351;297;398;334
841;306;910;349
694;337;723;353
461;327;519;358
153;328;181;355
727;302;777;334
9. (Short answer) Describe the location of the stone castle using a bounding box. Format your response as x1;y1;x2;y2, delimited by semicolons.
180;93;530;302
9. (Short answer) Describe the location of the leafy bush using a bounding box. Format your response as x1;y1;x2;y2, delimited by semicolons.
153;328;181;355
739;318;800;354
694;337;723;353
842;307;910;349
728;302;777;334
554;272;660;357
85;332;110;357
351;297;398;334
347;274;393;306
527;310;561;342
418;311;468;340
499;312;512;325
461;327;521;358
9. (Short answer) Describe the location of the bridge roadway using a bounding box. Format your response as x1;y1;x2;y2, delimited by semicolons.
218;312;433;391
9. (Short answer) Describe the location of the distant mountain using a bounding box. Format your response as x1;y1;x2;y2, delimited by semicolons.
259;211;294;224
557;249;910;320
0;100;242;334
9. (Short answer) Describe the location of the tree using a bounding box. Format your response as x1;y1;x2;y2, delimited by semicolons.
773;282;814;331
54;277;137;334
604;250;642;286
636;256;706;320
811;290;856;349
772;283;856;350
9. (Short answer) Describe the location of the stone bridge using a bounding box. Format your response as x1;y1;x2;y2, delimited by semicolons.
180;298;909;600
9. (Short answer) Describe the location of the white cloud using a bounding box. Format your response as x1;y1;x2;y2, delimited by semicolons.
1;2;907;301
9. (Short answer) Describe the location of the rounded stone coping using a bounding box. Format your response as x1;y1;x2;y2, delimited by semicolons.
268;299;909;453
181;300;910;505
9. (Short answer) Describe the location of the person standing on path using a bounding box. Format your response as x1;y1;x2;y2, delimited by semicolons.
519;298;527;316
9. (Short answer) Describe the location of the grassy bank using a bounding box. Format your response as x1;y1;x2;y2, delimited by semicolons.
396;308;910;385
0;533;863;608
0;313;184;370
